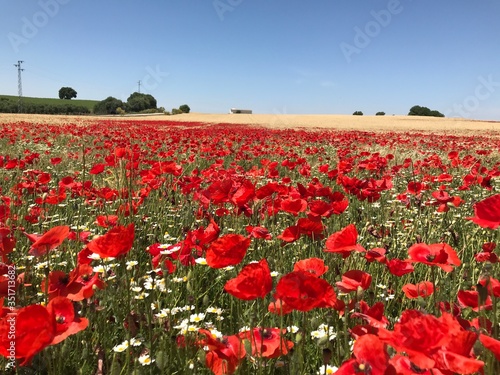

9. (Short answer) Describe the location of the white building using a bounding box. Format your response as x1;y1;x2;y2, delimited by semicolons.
229;108;252;114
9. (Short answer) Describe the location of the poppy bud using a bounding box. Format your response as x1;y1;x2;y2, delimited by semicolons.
356;286;365;300
317;335;329;346
243;338;252;355
295;332;303;344
155;350;167;370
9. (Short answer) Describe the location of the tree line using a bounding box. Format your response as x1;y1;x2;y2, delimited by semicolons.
353;106;444;117
0;97;90;115
0;86;169;115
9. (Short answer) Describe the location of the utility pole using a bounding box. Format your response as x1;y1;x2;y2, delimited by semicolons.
137;80;141;93
14;61;24;113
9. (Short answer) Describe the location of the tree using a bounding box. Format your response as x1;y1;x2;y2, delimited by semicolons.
353;111;363;116
408;105;444;117
126;92;157;112
93;97;125;115
59;87;77;100
376;111;385;116
179;104;190;113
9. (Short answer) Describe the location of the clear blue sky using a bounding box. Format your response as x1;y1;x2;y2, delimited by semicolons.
1;0;500;119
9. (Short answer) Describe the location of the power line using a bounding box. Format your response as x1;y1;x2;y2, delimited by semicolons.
137;80;141;93
14;61;24;113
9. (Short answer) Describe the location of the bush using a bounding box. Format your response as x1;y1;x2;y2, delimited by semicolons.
171;108;183;115
353;111;363;116
408;105;444;117
94;97;125;115
376;111;385;116
126;92;157;112
179;104;190;113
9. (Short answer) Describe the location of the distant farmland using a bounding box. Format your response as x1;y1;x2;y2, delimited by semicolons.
0;95;99;113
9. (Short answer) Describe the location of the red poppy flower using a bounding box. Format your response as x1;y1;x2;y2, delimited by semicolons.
478;276;500;298
41;264;105;302
407;242;461;272
0;228;16;263
77;247;94;265
0;305;55;366
50;157;62;165
277;225;301;243
87;223;135;258
37;172;51;184
268;298;294;315
389;355;434;375
474;242;498;263
293;257;328;277
378;310;452;370
479;334;500;362
275;271;338;312
336;334;390;375
296;217;325;239
95;215;119;228
197;329;245;375
280;198;307;216
336;270;372;293
206;234;250;268
432;334;484;374
89;163;105;175
308;199;334;218
27;225;70;257
407;181;425;195
324;224;365;257
402;281;434;299
353;334;391;372
364;247;387;264
239;327;293;358
47;296;89;345
188;219;220;247
386;258;414;276
0;203;10;225
457;290;492;311
351;301;389;329
466;194;500;229
41;270;79;300
245;225;272;240
378;310;476;374
230;179;255;207
224;259;272;300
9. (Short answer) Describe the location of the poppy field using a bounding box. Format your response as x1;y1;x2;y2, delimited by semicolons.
0;118;499;374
